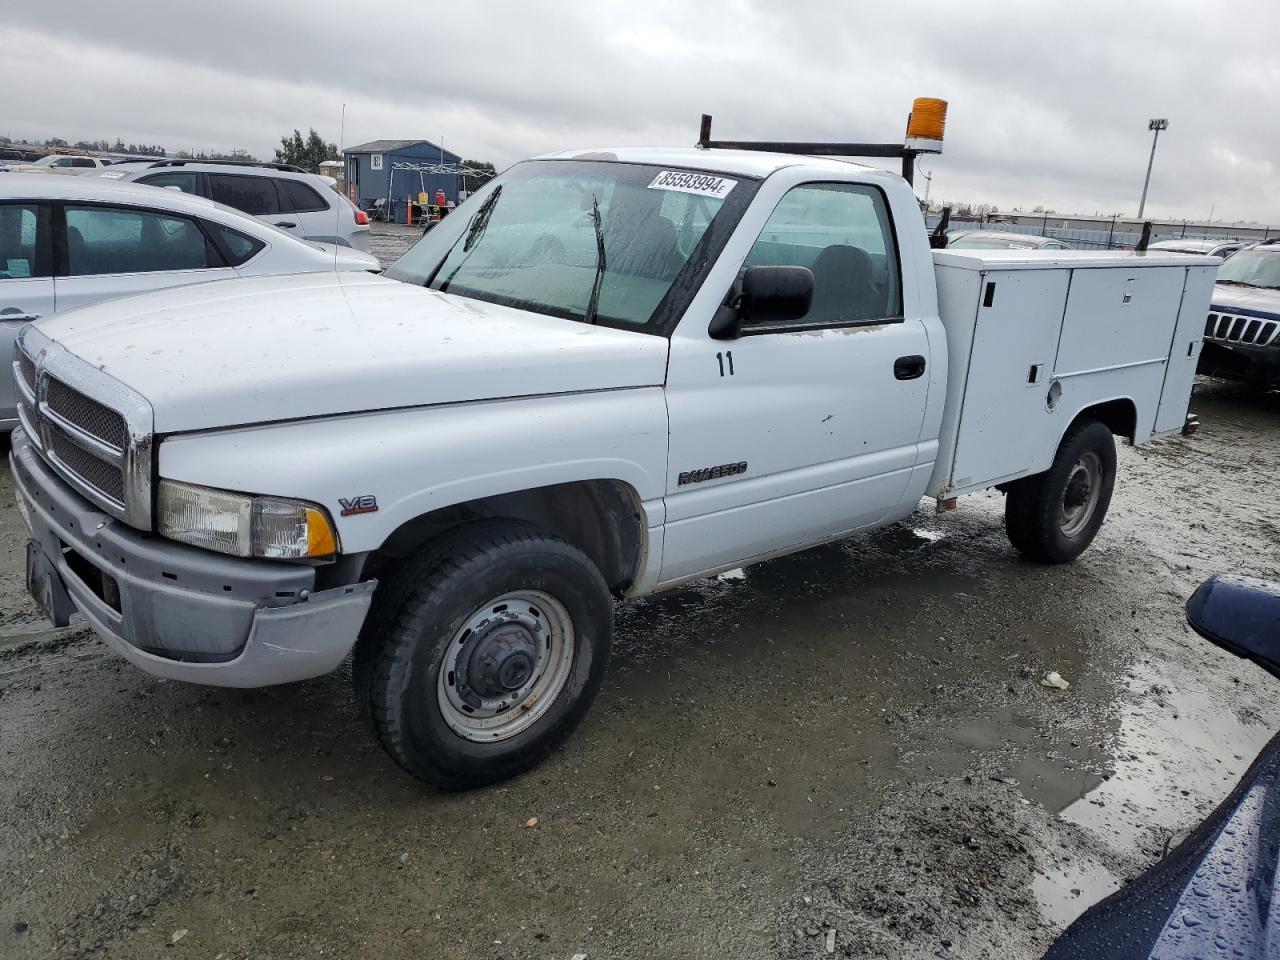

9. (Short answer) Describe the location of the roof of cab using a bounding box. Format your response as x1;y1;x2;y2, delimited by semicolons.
0;172;219;213
532;146;880;179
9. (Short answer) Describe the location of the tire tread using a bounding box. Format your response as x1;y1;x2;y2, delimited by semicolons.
354;521;610;789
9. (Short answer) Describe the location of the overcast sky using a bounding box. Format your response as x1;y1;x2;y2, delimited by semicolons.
6;1;1278;223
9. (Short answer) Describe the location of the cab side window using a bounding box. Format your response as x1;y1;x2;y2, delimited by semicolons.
742;183;900;328
64;206;221;276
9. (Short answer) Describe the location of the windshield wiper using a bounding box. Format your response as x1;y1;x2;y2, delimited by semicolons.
582;194;607;325
1217;279;1261;288
427;184;502;291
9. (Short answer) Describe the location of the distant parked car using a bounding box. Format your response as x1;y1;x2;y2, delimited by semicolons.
0;174;380;431
5;155;110;175
946;229;1072;251
97;159;371;252
1198;241;1280;387
1148;237;1242;259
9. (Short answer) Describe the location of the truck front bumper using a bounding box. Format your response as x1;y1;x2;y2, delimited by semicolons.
10;429;375;687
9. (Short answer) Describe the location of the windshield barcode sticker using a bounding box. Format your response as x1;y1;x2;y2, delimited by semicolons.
647;171;737;199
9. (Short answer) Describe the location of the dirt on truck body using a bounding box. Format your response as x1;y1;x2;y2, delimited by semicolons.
2;379;1279;959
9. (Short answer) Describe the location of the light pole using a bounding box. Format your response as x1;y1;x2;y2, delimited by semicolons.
922;169;933;209
1138;118;1168;219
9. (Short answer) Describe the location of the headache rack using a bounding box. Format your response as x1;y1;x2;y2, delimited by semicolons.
695;97;948;187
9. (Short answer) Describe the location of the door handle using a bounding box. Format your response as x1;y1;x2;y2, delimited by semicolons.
274;221;298;229
0;311;39;323
894;354;927;380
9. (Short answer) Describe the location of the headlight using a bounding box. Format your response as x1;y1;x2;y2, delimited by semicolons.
157;479;337;560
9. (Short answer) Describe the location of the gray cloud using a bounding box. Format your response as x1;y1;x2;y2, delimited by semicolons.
6;0;1278;222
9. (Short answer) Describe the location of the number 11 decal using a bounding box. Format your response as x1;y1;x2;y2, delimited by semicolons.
716;351;735;377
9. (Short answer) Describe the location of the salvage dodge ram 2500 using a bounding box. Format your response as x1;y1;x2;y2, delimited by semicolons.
10;103;1217;788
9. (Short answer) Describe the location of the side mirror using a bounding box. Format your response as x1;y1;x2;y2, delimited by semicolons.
708;265;814;340
1186;575;1280;678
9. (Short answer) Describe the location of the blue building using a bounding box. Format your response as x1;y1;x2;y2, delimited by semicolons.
343;139;462;221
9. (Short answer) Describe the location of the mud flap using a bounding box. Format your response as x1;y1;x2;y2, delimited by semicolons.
25;540;74;628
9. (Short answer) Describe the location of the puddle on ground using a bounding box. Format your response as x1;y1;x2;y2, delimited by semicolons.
1028;656;1277;926
0;619;83;650
1032;855;1121;928
1056;660;1267;845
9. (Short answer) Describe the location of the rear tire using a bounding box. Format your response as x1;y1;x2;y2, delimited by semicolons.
354;521;613;789
1005;419;1117;563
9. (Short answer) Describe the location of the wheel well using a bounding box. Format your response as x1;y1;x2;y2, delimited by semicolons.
364;480;645;595
1074;397;1137;441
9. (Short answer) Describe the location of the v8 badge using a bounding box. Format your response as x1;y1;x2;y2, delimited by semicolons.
339;495;378;517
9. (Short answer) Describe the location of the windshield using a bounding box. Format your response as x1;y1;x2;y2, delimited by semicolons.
1216;249;1280;289
384;159;756;331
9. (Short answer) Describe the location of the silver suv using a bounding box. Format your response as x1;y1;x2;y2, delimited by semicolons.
96;159;371;251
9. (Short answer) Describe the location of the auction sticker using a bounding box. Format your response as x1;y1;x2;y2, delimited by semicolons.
647;170;737;199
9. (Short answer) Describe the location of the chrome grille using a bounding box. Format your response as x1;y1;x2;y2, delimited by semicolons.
48;430;126;505
1204;311;1280;347
16;328;154;528
46;377;128;450
17;349;35;395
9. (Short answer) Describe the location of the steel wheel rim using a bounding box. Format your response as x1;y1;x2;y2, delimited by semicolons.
437;589;576;743
1060;451;1103;538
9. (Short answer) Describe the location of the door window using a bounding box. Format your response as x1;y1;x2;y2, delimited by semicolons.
138;172;201;195
205;221;266;266
742;183;900;329
0;204;44;279
208;174;283;215
278;179;329;213
64;205;220;276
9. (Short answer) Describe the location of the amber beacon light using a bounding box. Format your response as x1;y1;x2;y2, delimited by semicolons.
905;98;948;154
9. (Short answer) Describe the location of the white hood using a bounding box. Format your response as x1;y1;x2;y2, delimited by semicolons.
34;272;669;433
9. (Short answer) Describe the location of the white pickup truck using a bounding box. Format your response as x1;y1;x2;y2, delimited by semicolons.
10;129;1216;788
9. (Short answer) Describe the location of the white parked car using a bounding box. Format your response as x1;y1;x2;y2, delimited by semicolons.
947;229;1072;250
97;160;372;252
1147;237;1243;259
4;155;111;175
0;174;379;429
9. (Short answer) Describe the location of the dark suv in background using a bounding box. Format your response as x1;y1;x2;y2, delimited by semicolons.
1199;241;1280;387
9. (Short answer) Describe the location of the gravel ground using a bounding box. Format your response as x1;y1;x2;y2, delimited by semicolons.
2;369;1278;959
368;221;424;266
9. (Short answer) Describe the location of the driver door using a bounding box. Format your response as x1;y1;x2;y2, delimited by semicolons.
660;180;932;585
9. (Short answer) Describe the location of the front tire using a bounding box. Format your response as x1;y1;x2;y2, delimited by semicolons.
1005;419;1117;563
354;522;613;789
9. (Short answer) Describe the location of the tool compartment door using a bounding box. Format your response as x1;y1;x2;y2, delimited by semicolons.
1054;267;1186;375
947;268;1070;492
1153;264;1216;434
